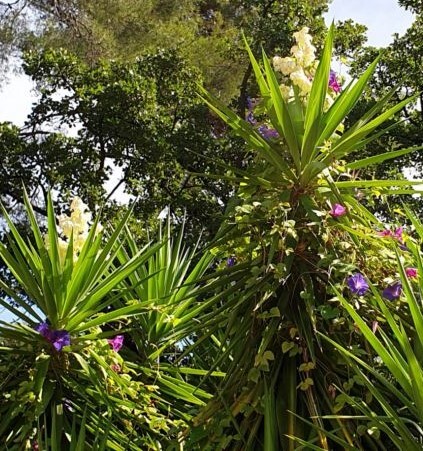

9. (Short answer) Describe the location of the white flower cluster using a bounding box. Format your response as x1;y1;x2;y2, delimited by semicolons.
45;197;102;264
273;27;316;97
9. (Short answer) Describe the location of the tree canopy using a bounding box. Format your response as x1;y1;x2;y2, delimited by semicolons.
0;0;374;242
346;6;423;215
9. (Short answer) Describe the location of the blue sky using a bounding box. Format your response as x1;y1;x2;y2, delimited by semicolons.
0;1;417;323
326;0;415;47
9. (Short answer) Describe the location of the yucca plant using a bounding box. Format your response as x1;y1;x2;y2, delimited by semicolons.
0;192;194;449
192;24;423;449
110;216;231;413
30;409;111;451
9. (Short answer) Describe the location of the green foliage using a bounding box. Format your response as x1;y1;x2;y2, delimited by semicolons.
0;192;224;448
317;211;423;449
191;26;423;450
0;1;370;245
1;11;422;451
0;1;336;101
346;9;423;216
0;47;241;240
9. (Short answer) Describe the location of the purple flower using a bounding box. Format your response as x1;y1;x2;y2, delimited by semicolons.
257;125;279;140
227;256;236;267
35;322;70;351
246;111;257;125
329;70;341;93
329;203;347;218
51;330;71;351
36;322;52;339
382;282;402;301
347;273;369;296
108;335;124;352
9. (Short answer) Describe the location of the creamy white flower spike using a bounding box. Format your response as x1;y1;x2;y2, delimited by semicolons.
290;69;312;95
280;84;293;100
273;56;297;76
292;27;316;66
273;26;316;100
45;196;101;264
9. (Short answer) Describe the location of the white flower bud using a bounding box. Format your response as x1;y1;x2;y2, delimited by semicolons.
58;214;74;238
70;197;88;213
273;56;297;75
293;27;313;48
290;69;312;95
280;84;293;100
74;232;89;252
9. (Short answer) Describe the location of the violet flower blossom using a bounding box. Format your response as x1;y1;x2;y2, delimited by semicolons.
347;273;369;296
36;322;51;339
329;204;347;218
108;335;124;352
329;70;341;93
227;256;236;267
257;125;279;140
246;111;257;125
35;322;70;351
382;282;402;301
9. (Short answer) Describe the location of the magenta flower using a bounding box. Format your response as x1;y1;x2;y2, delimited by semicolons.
108;335;124;352
378;227;404;243
405;267;418;278
378;229;392;238
35;322;70;351
347;273;369;296
394;227;404;243
329;70;341;93
382;282;402;301
329;204;347;218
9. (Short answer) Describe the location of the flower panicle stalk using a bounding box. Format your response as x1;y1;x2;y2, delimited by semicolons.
272;27;342;103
